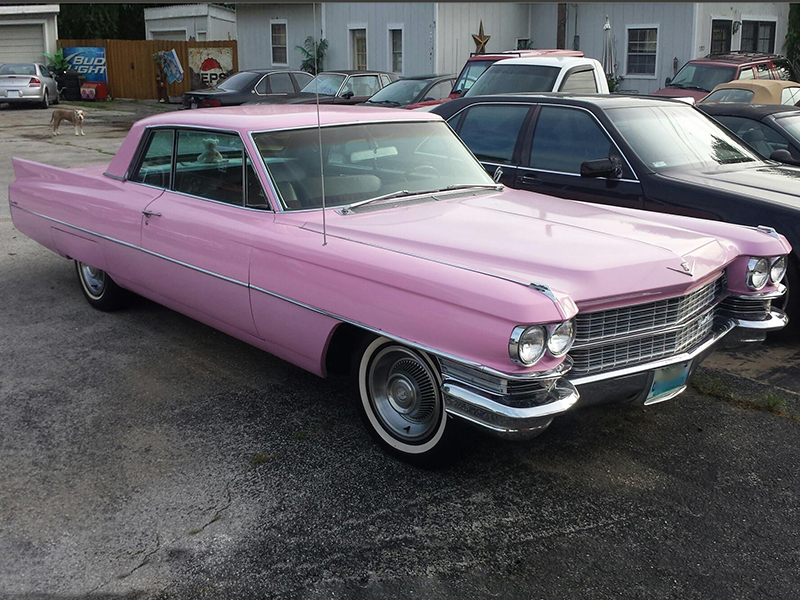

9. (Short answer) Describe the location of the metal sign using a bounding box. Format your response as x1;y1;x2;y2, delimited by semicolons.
188;47;234;89
62;46;107;83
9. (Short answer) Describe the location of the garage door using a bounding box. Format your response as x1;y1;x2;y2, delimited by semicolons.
151;30;186;41
0;23;46;64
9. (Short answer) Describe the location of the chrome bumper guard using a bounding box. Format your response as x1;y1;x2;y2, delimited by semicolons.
437;301;787;440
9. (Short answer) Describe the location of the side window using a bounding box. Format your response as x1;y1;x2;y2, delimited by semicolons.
38;64;50;77
293;72;313;90
380;74;392;87
781;87;800;106
174;130;245;206
529;106;613;173
269;72;294;93
738;67;755;80
774;60;794;81
245;155;270;209
456;105;529;164
755;63;774;80
426;81;453;101
130;129;174;188
342;75;380;97
714;116;789;158
255;76;268;94
559;70;597;93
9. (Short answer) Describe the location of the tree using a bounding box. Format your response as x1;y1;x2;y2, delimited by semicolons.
786;4;800;74
296;37;328;75
58;4;157;40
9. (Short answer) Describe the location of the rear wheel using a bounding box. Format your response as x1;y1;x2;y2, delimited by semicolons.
38;89;49;109
75;261;128;311
354;336;462;467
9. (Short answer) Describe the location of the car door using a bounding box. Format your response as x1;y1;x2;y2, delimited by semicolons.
292;71;313;91
450;103;531;186
715;115;800;162
515;105;644;208
336;74;381;104
138;128;271;337
267;72;295;96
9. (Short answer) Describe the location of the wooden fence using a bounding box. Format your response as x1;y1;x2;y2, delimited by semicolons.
57;39;239;100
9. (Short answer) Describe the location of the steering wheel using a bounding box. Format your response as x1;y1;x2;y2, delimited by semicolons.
402;164;440;181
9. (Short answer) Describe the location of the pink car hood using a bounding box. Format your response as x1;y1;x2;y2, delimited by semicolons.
293;188;786;310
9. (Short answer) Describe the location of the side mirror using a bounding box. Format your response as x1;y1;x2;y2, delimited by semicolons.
580;157;622;179
340;90;354;99
665;76;672;86
770;148;797;164
458;89;467;97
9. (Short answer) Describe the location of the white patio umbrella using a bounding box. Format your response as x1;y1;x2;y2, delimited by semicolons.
601;15;616;78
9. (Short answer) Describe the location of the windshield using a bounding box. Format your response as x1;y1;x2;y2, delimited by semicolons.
0;63;36;75
702;88;755;103
253;121;494;211
452;60;494;95
216;72;258;91
366;80;429;105
776;114;800;140
465;64;560;96
606;105;758;171
300;73;346;95
669;64;736;92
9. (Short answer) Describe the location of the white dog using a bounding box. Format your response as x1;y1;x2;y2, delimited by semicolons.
51;109;85;136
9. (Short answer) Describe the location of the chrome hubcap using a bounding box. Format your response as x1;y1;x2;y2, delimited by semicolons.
368;346;441;444
80;263;106;297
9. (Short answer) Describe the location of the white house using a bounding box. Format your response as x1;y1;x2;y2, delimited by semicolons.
0;4;59;64
144;3;237;42
235;3;792;94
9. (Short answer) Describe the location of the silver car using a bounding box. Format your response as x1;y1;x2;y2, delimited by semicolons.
0;62;59;108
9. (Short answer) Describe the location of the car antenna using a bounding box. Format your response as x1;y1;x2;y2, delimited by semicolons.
313;2;327;246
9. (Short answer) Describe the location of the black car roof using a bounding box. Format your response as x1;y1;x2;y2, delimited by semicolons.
323;70;396;76
698;102;800;120
438;93;694;111
399;74;455;81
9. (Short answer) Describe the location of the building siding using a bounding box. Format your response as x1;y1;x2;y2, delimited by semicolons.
692;3;790;58
236;3;317;71
528;3;558;49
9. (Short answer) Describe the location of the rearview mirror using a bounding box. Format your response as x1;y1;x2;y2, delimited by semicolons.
350;146;398;162
769;148;798;165
340;90;354;99
580;157;622;179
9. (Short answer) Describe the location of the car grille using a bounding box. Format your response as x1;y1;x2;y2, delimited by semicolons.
569;276;724;376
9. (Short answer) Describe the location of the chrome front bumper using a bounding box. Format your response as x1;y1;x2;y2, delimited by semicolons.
439;307;787;440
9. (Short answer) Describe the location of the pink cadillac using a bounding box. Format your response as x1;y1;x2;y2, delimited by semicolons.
8;105;791;464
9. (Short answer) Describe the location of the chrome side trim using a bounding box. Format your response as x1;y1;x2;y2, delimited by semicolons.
516;165;640;184
727;284;786;300
15;203;568;383
729;308;788;331
643;385;687;406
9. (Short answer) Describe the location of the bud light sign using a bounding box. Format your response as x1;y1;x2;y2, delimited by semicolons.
63;47;108;83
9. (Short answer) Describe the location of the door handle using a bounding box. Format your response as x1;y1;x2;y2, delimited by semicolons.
142;210;162;218
518;175;540;185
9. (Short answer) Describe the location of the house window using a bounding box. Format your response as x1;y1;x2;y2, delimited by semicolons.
627;27;658;76
710;20;731;55
741;21;776;53
516;38;531;50
351;28;367;70
390;29;402;73
271;20;288;65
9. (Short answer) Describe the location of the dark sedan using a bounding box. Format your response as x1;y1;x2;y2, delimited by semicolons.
432;93;800;325
181;69;313;109
363;74;455;109
248;70;398;105
698;103;800;166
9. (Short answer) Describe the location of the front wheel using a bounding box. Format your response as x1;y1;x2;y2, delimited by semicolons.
354;336;462;467
75;261;128;311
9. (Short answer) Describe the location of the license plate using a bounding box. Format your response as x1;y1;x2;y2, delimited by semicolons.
645;361;691;405
191;102;197;109
7;90;21;98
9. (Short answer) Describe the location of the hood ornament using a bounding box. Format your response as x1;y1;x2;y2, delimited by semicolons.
668;259;695;277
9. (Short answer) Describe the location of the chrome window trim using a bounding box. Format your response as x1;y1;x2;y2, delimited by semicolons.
516;165;641;184
12;203;569;383
103;172;125;181
253;74;269;96
445;101;640;180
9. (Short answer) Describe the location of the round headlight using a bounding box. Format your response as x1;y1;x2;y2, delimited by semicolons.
770;256;787;284
547;320;575;357
746;257;770;290
509;325;546;366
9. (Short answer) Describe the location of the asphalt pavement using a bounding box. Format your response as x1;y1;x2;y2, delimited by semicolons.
1;100;798;600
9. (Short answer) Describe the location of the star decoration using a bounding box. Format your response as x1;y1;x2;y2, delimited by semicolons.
472;21;490;54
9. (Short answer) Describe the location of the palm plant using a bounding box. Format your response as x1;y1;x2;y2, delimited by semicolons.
44;48;72;74
296;36;328;75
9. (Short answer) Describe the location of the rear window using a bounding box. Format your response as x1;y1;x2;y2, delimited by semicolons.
465;64;560;96
703;88;755;103
0;63;36;75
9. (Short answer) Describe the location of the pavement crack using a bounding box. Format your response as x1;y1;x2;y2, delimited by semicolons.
190;485;233;536
120;533;162;579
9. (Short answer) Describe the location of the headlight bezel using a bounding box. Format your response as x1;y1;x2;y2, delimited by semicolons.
509;325;546;366
746;257;770;290
769;255;788;285
546;320;576;357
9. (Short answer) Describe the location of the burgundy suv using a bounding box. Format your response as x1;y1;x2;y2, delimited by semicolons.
653;52;798;101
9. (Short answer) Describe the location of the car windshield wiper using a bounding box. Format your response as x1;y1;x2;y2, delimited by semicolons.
338;183;503;214
366;100;401;106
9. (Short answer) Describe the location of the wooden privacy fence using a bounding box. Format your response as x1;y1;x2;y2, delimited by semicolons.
57;39;239;100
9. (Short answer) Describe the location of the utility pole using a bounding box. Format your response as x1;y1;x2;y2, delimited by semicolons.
557;3;567;49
